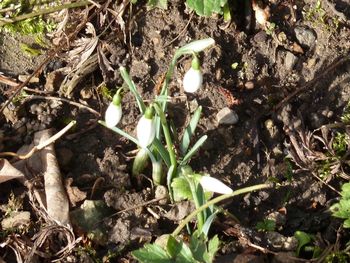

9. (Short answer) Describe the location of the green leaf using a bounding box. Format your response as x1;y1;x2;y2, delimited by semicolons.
167;165;176;201
180;106;202;156
153;138;171;167
147;0;168;9
256;219;276;232
177;242;196;263
119;66;146;113
181;135;207;165
186;0;228;17
131;243;171;263
167;235;182;258
294;231;312;256
171;177;192;201
201;212;217;237
189;232;208;262
208;235;220;262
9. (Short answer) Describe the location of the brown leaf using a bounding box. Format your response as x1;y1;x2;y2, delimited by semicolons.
65;178;87;207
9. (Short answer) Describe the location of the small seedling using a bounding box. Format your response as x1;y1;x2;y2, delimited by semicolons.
256;219;276;232
330;182;350;228
294;231;322;259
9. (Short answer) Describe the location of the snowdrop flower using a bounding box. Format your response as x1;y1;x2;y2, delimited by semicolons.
137;107;156;148
183;56;203;93
105;91;122;127
200;175;233;194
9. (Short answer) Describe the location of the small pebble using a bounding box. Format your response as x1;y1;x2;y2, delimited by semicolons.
155;185;169;205
216;107;239;125
285;52;298;71
244;81;254;90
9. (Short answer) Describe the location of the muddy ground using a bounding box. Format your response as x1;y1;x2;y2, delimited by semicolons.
1;0;350;262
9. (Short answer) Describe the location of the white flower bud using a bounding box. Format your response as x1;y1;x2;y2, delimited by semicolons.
183;56;203;93
137;111;156;148
105;103;122;127
105;91;122;127
199;176;233;194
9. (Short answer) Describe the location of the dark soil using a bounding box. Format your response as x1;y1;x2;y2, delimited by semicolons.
1;0;350;262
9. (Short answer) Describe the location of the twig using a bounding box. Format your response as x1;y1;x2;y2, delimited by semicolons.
23;95;101;116
0;74;19;86
0;1;90;26
0;121;76;160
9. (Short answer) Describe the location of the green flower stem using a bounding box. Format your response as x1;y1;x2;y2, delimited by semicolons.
172;184;271;236
153;103;177;193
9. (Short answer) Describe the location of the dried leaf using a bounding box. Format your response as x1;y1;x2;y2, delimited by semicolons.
65;178;87;207
0;159;25;184
67;22;99;69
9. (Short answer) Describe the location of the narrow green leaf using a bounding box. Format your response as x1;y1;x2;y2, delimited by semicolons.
166;235;182;258
180;106;202;156
119;66;146;113
181;135;207;165
201;212;217;237
153;138;171;167
167;165;175;201
131;244;171;263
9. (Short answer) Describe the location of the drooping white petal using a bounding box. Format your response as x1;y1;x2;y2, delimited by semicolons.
137;116;156;148
183;68;203;93
105;103;122;127
180;38;215;53
200;176;233;194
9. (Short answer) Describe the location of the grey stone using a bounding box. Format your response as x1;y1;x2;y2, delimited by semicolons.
285;52;298;71
216;107;239;125
294;26;316;49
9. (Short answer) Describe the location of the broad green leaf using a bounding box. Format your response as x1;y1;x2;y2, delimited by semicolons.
119;66;146;113
186;0;228;17
189;231;208;262
131;243;171;263
180;106;202;156
177;242;196;263
181;135;207;165
147;0;168;9
208;235;220;262
166;235;182;258
294;231;312;256
171;177;192;201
